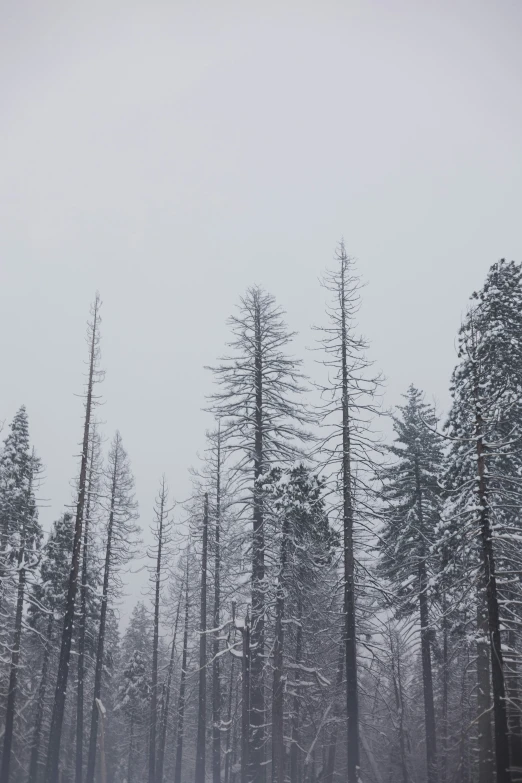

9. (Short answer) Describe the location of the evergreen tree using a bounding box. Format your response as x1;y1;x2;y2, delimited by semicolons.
378;386;444;783
85;431;139;783
208;286;312;783
443;259;522;783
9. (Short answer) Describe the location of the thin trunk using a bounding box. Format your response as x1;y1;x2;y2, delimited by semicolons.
156;590;182;783
241;613;251;783
477;594;494;783
174;562;190;783
213;440;222;783
440;563;449;783
195;494;209;783
289;601;302;783
390;633;409;783
340;258;359;783
414;454;438;783
95;701;107;783
251;299;265;783
45;296;100;783
28;615;54;783
149;483;166;783
272;511;290;783
127;712;135;783
506;627;522;781
474;374;511;783
224;656;236;783
324;616;344;783
0;495;29;783
76;438;96;783
85;446;118;783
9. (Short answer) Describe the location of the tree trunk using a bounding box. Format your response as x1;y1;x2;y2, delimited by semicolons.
272;511;290;783
149;482;167;783
506;627;522;781
340;262;359;783
127;712;135;783
28;615;54;783
45;295;100;783
224;656;236;783
475;394;511;783
76;438;96;783
414;455;438;783
156;590;182;783
251;299;265;783
174;563;190;783
477;594;494;783
0;503;29;783
85;444;118;783
241;613;251;783
213;443;222;783
324;616;344;783
289;602;302;783
195;494;209;783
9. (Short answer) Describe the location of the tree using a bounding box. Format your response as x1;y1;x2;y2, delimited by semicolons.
314;242;381;783
174;556;191;783
148;476;173;783
85;431;139;783
258;464;337;783
378;386;444;783
0;424;41;783
443;259;522;783
195;494;209;783
76;422;103;783
208;286;312;783
44;293;103;783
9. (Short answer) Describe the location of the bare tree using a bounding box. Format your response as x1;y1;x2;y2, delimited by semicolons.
85;431;139;783
44;293;103;783
207;286;312;783
314;244;381;783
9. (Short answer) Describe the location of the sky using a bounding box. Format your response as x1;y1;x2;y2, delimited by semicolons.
1;0;522;614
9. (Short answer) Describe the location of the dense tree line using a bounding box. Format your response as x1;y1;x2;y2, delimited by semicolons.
0;250;521;783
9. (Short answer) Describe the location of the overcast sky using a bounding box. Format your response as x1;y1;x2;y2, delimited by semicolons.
1;0;521;612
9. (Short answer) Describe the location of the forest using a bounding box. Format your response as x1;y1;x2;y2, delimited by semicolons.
1;246;521;783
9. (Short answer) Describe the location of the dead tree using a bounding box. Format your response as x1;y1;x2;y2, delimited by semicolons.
44;293;103;783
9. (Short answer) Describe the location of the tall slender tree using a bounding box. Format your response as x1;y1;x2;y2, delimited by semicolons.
76;423;102;783
174;556;191;783
208;286;312;783
314;242;380;783
85;431;139;783
0;439;41;783
44;293;103;783
148;477;173;783
195;494;209;783
378;386;444;783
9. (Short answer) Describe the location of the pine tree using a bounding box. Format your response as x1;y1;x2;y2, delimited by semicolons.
0;422;42;783
45;293;103;783
85;431;139;783
148;477;173;783
208;286;312;783
378;386;444;783
444;259;522;783
314;242;381;783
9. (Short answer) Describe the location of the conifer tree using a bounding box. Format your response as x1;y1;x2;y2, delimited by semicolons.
85;431;139;783
314;242;380;783
443;259;522;783
0;424;41;783
378;386;444;783
148;477;173;783
208;286;311;783
45;293;103;783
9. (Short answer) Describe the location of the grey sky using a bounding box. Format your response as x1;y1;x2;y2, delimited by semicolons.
1;1;521;611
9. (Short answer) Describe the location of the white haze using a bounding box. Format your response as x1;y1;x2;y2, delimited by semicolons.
1;0;521;618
